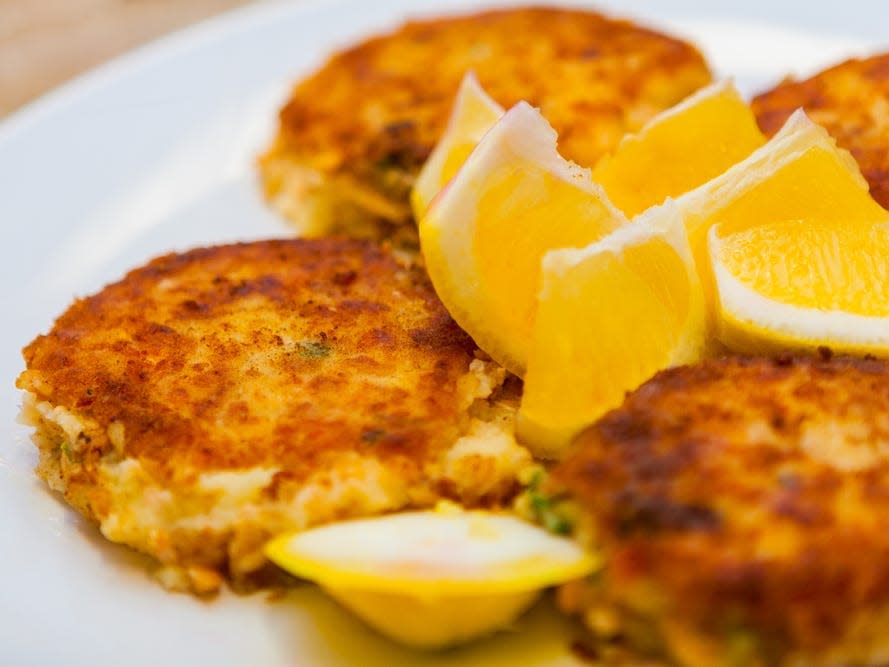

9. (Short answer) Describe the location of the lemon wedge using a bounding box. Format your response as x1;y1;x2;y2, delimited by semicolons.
517;202;707;456
419;101;628;376
411;71;504;219
265;507;596;648
592;79;766;217
710;219;889;355
675;109;889;289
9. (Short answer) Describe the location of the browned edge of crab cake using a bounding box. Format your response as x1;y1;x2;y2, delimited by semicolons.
258;6;712;239
16;237;531;594
546;355;889;667
752;52;889;209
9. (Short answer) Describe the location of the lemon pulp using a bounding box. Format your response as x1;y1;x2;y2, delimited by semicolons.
518;203;707;455
593;80;765;217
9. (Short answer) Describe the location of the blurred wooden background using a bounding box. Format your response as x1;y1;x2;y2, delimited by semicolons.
0;0;257;116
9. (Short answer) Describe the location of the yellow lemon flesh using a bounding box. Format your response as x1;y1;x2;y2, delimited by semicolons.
265;507;596;649
517;202;707;456
592;80;766;217
710;219;889;355
420;101;628;376
411;71;503;219
675;109;889;296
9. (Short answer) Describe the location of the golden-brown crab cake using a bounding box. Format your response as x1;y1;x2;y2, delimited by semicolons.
548;355;889;667
753;53;889;208
259;6;712;241
17;238;530;594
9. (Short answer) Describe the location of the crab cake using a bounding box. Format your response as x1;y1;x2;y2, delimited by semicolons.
548;355;889;667
17;238;530;594
259;7;711;241
753;53;889;208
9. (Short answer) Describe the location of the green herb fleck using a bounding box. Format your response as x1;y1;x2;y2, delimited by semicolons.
529;491;573;535
541;511;572;535
60;443;76;462
527;468;545;491
297;340;332;359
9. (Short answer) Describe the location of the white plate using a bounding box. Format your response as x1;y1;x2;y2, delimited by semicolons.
0;1;878;665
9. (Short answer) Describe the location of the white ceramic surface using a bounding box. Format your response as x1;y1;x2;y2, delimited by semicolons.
0;1;878;664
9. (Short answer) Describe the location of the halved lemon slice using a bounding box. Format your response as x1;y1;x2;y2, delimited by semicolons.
420;101;628;376
517;202;707;456
592;80;766;217
411;71;504;219
265;507;595;648
710;219;889;355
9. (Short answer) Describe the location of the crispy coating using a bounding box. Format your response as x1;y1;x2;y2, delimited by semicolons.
17;239;529;592
552;355;889;666
753;53;889;208
259;7;711;237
